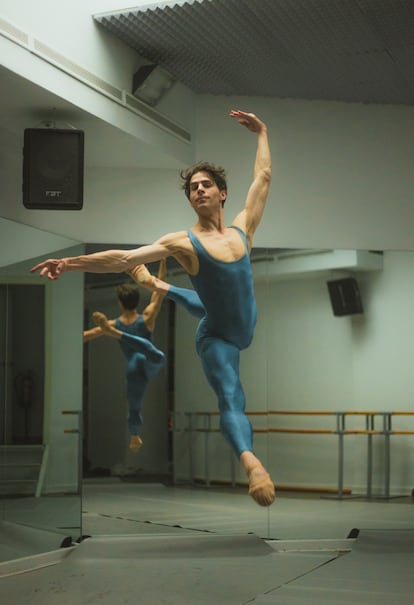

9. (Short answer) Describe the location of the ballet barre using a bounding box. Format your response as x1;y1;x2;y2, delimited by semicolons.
266;410;414;498
172;410;414;498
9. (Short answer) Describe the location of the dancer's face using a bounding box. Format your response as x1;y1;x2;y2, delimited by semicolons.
188;171;227;212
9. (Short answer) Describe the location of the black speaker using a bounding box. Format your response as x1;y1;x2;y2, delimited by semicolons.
23;128;84;210
327;277;364;317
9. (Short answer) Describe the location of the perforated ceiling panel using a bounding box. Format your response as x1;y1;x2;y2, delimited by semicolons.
95;0;414;105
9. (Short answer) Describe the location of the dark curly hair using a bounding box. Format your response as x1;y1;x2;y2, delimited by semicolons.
116;284;140;310
180;161;227;205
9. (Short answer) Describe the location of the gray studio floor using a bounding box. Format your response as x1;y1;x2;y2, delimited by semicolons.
1;478;414;604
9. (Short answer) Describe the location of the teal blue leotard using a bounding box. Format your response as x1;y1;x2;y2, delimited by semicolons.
166;226;257;458
115;316;166;436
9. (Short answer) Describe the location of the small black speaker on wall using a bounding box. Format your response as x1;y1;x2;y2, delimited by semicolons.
327;277;364;317
23;128;84;210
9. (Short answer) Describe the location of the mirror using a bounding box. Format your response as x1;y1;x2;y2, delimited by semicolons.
83;265;171;485
0;218;83;562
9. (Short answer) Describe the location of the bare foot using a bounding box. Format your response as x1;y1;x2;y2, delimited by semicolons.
240;451;275;507
129;435;143;452
247;465;276;507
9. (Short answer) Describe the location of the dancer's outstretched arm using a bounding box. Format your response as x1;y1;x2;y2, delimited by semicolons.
30;230;199;281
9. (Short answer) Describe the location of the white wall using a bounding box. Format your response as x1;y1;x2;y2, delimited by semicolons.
194;96;414;250
84;95;413;250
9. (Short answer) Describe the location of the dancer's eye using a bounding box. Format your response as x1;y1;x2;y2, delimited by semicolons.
190;179;213;191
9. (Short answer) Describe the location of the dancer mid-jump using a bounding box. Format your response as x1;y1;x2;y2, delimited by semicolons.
31;109;275;506
83;262;167;452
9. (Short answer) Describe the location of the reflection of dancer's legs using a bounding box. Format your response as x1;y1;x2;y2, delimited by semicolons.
125;361;147;448
93;312;165;377
93;312;166;451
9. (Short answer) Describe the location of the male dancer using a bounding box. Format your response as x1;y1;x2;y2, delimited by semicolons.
83;262;166;452
31;109;275;506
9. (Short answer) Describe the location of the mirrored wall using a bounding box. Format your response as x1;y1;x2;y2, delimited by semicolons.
0;219;83;561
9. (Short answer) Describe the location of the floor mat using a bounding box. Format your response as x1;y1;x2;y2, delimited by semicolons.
256;529;414;604
0;534;338;604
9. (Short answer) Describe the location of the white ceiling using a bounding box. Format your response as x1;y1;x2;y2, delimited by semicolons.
95;0;414;105
2;0;413;175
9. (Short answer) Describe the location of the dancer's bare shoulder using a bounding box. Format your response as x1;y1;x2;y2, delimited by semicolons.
156;230;198;275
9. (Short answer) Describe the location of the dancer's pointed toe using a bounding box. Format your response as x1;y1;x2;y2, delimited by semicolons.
247;465;276;507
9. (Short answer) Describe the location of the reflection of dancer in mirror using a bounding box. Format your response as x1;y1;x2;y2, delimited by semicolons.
83;261;167;452
31;109;275;506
